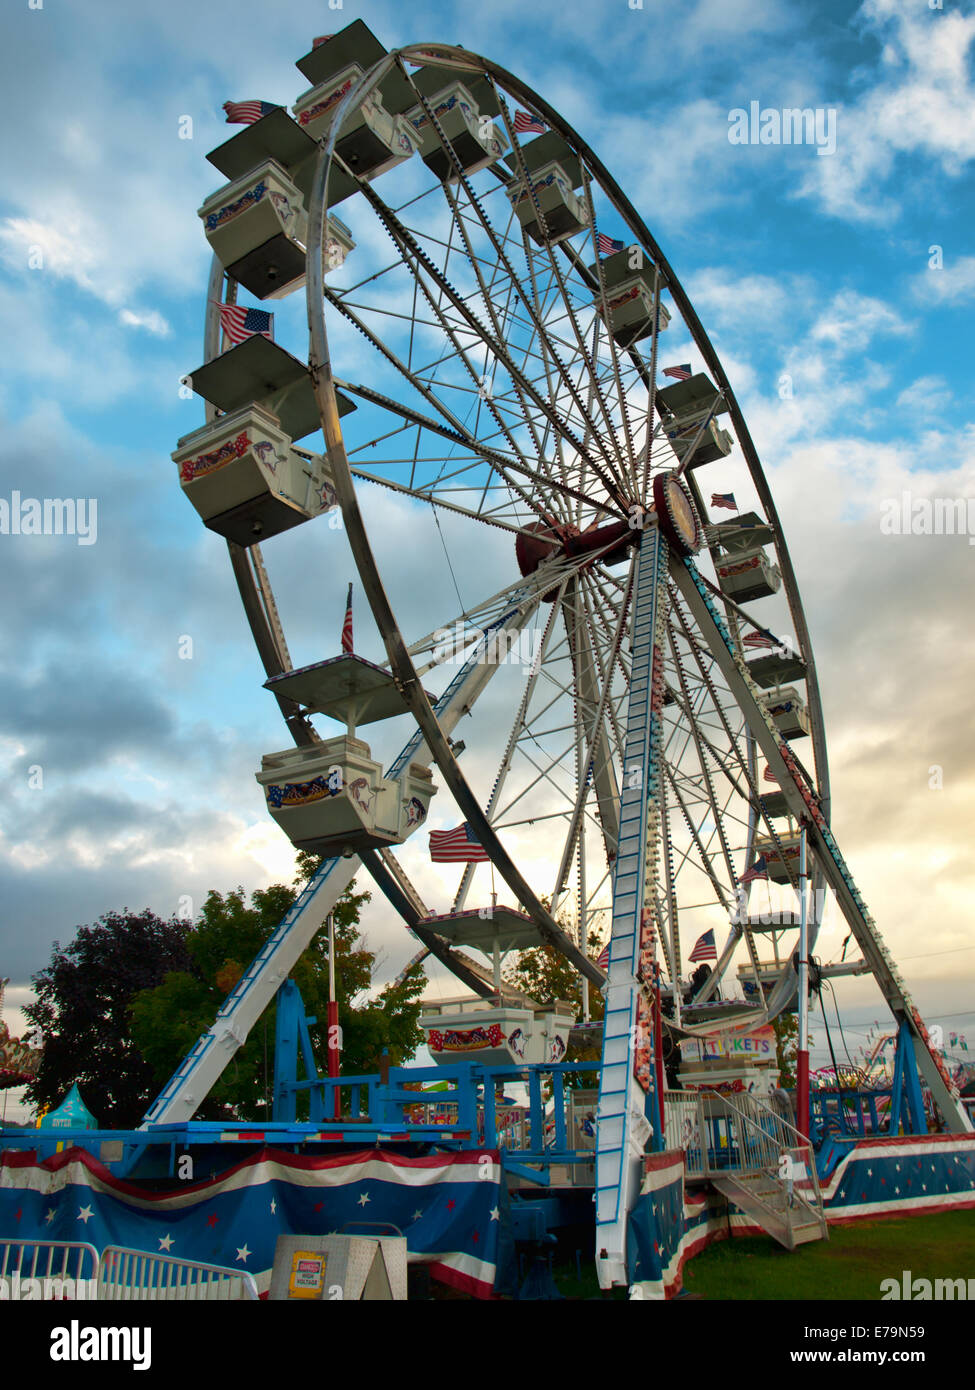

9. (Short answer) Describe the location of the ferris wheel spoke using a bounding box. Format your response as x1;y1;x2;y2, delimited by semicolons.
550;570;633;902
437;179;576;514
352;175;625;512
490;101;632;488
451;593;567;914
329;354;608;522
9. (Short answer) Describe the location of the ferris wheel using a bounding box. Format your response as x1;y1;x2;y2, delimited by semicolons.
156;21;969;1289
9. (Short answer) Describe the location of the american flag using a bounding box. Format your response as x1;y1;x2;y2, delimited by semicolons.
312;34;334;47
688;929;717;963
223;100;280;125
740;855;769;884
213;302;274;347
711;492;738;511
428;823;490;863
743;631;777;650
596;943;610;970
763;765;779;784
662;363;692;381
341;583;354;655
596;233;625;255
513;110;547;134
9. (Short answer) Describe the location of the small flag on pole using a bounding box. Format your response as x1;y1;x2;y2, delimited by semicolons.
741;855;769;884
596;943;610;970
513;110;547;134
312;35;334;48
428;823;491;863
595;233;625;255
711;492;738;511
743;631;777;650
662;364;692;381
212;303;274;347
223;100;280;126
341;583;354;655
688;930;717;963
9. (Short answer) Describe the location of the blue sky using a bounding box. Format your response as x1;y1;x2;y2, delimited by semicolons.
2;0;975;1103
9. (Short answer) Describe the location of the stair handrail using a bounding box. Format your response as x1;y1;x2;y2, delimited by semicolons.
699;1091;825;1218
733;1092;825;1209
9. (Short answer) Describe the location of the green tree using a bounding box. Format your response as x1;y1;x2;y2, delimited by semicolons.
502;927;605;1084
23;910;193;1128
772;1010;799;1088
131;857;427;1120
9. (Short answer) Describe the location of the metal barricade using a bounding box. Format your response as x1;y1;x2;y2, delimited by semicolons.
98;1246;258;1301
0;1239;100;1299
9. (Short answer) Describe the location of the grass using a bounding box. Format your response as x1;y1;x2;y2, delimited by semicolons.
682;1209;975;1300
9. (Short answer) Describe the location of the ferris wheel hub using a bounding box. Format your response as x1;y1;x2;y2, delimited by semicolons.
514;516;636;594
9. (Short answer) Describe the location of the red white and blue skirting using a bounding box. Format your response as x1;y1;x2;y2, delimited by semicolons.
0;1145;514;1299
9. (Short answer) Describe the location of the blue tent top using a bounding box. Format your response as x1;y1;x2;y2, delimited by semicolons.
39;1083;97;1130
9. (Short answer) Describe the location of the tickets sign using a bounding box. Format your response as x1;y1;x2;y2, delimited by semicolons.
682;1024;776;1062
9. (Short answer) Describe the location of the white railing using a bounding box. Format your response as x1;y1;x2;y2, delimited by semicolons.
663;1089;825;1214
98;1246;258;1301
0;1239;99;1298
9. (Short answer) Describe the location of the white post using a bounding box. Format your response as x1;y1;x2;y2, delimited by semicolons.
797;825;810;1142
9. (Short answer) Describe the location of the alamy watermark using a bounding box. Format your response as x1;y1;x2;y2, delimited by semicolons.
881;1270;975;1300
728;102;836;157
0;492;97;545
880;493;975;545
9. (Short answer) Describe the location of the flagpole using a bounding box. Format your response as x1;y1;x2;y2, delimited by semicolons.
327;911;340;1121
796;824;810;1143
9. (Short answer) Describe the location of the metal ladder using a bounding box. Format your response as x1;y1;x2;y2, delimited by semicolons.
595;528;668;1288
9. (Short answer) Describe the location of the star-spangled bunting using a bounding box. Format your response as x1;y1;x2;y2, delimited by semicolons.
1;1147;514;1299
688;929;717;963
513;110;547;134
223;100;280;125
763;765;779;784
711;492;738;511
312;35;334;47
341;583;354;655
428;823;490;863
741;855;769;884
595;233;625;255
662;363;691;381
212;302;274;347
742;630;777;650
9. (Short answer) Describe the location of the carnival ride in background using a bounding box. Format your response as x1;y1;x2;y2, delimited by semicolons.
3;22;971;1293
0;980;42;1094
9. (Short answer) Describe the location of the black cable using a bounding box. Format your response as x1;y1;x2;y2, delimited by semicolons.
817;970;852;1136
826;978;859;1078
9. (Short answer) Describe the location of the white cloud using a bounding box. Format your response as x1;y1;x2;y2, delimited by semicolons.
894;374;951;416
798;0;975;221
118;308;172;337
915;254;975;306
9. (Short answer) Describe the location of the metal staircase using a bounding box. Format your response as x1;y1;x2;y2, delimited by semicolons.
670;1089;828;1250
